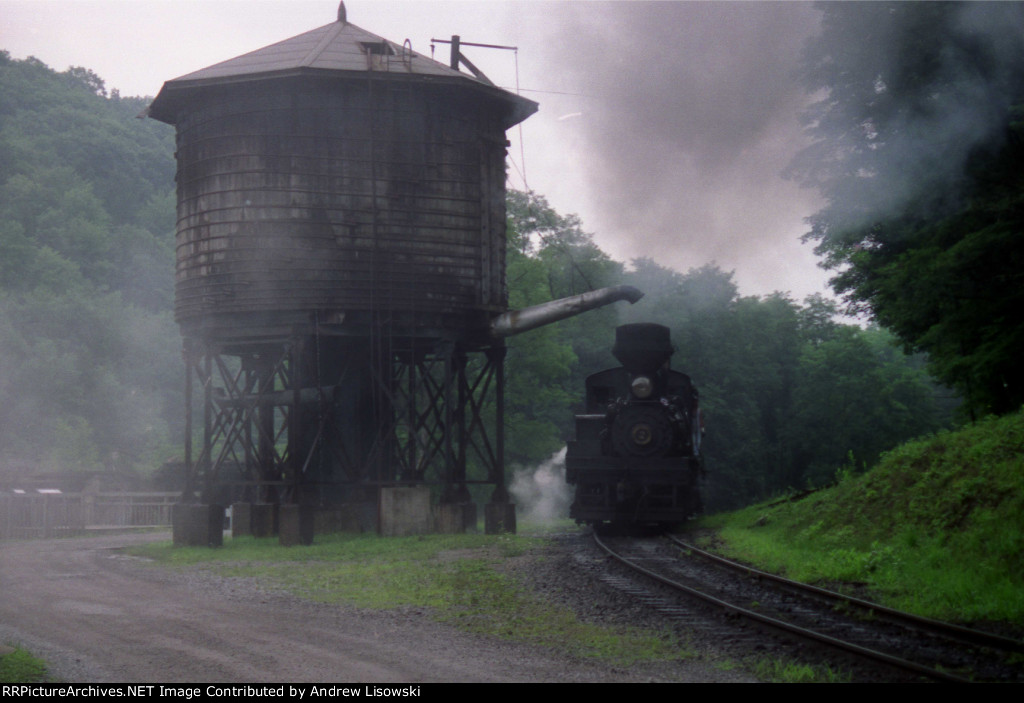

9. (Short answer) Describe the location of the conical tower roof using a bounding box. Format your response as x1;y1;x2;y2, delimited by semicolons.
148;4;536;127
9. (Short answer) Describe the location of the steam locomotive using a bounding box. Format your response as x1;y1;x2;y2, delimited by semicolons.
565;323;704;526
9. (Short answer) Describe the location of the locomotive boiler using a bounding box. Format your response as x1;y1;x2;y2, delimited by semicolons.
565;323;704;526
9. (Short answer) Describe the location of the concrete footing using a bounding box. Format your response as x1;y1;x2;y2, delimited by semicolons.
251;503;277;537
435;502;477;533
379;486;432;536
176;490;511;545
279;504;314;546
230;502;251;537
315;503;375;534
172;503;225;546
229;502;277;537
484;502;516;534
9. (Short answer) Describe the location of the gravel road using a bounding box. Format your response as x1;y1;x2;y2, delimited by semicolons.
0;531;753;683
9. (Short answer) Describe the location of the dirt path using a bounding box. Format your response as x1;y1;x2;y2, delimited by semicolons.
0;532;749;683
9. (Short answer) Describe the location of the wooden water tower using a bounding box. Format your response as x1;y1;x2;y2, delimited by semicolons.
148;3;538;541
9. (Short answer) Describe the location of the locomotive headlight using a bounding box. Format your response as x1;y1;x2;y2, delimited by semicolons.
631;376;653;399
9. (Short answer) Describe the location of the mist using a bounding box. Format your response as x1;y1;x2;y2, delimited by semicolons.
509;447;572;525
525;2;1024;299
795;2;1024;228
528;2;826;297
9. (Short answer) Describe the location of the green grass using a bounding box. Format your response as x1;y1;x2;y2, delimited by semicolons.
748;657;849;684
0;648;48;683
130;530;686;667
695;410;1024;624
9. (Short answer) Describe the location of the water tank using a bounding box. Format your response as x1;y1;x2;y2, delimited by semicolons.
148;11;536;341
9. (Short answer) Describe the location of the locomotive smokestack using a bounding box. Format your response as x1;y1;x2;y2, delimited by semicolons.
612;323;673;374
490;285;644;338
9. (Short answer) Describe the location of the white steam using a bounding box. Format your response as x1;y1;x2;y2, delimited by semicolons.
509;447;571;525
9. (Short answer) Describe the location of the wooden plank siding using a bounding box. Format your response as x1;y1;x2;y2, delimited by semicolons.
171;77;511;341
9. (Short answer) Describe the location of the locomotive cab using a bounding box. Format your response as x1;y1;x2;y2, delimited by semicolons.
566;323;703;527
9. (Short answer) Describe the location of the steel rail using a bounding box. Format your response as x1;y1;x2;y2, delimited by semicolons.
592;532;972;683
667;534;1024;654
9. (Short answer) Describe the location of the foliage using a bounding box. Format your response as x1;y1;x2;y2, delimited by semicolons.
503;191;623;464
787;3;1024;416
0;52;179;478
749;657;848;684
789;326;942;485
698;410;1024;622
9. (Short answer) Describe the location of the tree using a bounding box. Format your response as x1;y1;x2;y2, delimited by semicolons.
790;326;941;485
501;192;585;465
0;54;179;479
506;190;625;405
787;2;1024;416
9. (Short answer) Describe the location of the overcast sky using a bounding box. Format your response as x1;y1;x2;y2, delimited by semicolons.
2;0;831;300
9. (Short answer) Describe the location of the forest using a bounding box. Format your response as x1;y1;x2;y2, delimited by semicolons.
9;3;1019;513
0;53;179;483
786;2;1024;418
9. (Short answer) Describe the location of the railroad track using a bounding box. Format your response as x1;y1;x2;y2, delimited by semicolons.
593;532;1024;682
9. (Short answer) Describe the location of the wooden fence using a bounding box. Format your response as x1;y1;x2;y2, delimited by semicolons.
0;492;178;540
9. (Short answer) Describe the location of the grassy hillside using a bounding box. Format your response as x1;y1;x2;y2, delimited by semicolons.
696;410;1024;624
